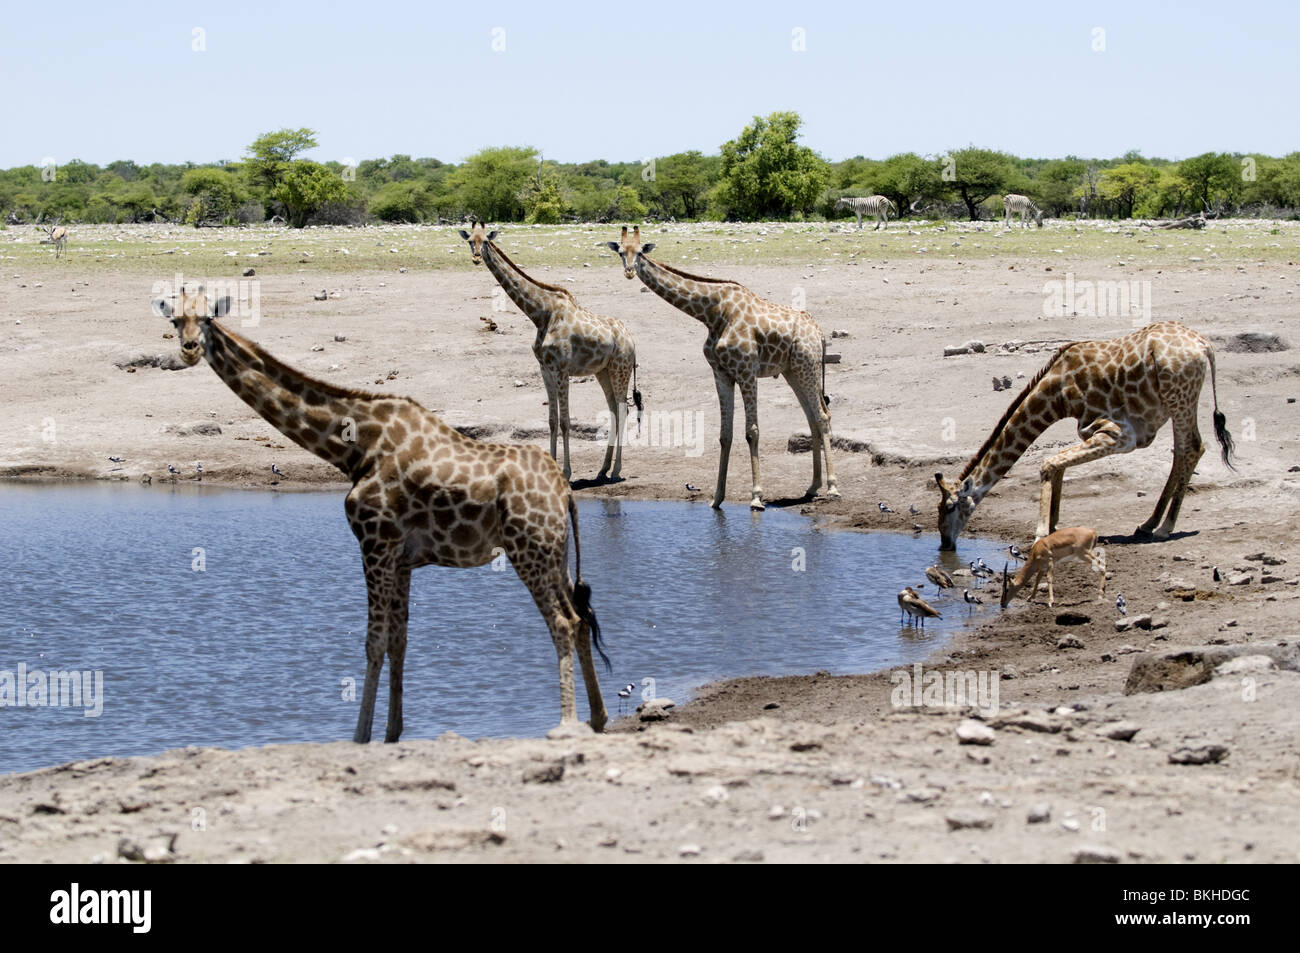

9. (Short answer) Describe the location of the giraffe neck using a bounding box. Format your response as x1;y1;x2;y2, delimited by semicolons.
963;383;1063;503
200;321;372;477
481;240;570;329
634;255;733;335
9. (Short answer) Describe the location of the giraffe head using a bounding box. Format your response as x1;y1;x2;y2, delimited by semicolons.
458;221;498;266
151;285;231;366
935;472;977;550
606;226;655;279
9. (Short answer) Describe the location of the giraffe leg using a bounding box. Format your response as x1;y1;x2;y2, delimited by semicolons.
569;590;608;733
792;375;838;499
542;369;560;465
712;371;736;509
1036;420;1129;539
739;378;763;510
1140;411;1204;538
556;373;572;481
595;368;620;481
383;567;412;743
1048;469;1064;534
353;549;404;744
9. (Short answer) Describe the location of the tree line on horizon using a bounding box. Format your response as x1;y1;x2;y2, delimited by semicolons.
5;113;1299;229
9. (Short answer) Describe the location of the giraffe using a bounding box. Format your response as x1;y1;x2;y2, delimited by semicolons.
459;223;639;483
151;285;610;741
607;226;838;511
935;322;1234;550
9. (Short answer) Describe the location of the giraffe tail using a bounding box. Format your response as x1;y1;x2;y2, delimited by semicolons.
1207;346;1235;470
568;493;611;672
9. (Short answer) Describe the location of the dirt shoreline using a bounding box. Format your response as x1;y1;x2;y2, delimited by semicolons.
3;227;1299;862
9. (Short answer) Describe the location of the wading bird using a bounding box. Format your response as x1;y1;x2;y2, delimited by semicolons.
898;587;942;627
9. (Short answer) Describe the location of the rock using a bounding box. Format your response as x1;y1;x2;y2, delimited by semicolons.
733;849;764;862
313;290;327;301
945;810;994;831
117;834;178;863
334;334;347;342
522;761;565;783
956;719;996;745
1169;743;1229;765
965;340;986;352
310;344;325;352
679;844;702;857
830;329;850;338
340;847;382;863
1214;655;1277;677
1124;643;1300;694
1027;803;1052;824
242;267;255;277
1056;636;1085;649
637;698;676;722
762;702;780;710
1116;644;1143;655
991;710;1060;733
1073;845;1121;864
1097;721;1141;742
163;421;222;437
1114;614;1152;632
1227;572;1253;586
1212;331;1288;353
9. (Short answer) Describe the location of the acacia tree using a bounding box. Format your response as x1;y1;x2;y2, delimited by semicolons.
944;147;1018;220
445;146;539;221
1177;152;1240;211
1097;162;1160;218
716;112;830;219
272;161;347;227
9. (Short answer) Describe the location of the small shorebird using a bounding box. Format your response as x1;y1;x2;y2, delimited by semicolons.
969;560;995;581
109;455;125;463
964;589;983;611
685;482;701;493
992;376;1005;392
878;502;895;514
195;461;203;481
926;565;955;589
617;683;633;712
167;464;180;480
1008;544;1025;564
1212;567;1222;582
898;587;942;627
1115;593;1127;617
908;504;920;516
271;463;284;479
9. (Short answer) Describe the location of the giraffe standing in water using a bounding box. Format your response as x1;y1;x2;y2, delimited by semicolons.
460;223;639;482
936;322;1233;549
607;226;838;510
152;285;610;741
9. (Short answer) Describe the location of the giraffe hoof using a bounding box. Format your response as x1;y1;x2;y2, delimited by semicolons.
750;500;766;512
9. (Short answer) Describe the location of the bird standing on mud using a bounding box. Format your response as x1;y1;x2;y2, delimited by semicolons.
926;564;955;589
878;502;895;514
1008;544;1025;564
898;587;942;627
964;589;983;611
1115;593;1127;616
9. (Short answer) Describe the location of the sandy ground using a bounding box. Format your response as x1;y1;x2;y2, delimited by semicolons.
2;222;1299;862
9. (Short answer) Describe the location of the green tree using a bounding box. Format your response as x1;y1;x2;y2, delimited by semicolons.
1097;162;1160;219
271;161;347;227
649;151;719;218
368;181;431;222
715;112;830;219
244;128;319;194
1177;152;1239;211
445;146;539;221
944;147;1018;220
180;167;249;225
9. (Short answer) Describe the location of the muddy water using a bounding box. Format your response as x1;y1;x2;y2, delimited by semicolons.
0;485;1004;773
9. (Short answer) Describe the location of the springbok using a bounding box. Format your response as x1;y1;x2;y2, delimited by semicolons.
43;220;68;258
999;527;1106;608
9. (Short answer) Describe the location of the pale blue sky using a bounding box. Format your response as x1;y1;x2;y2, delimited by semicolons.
3;0;1295;168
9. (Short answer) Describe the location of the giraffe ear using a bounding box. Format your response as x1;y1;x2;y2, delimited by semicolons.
640;243;656;254
959;477;974;497
486;230;498;241
152;297;174;319
605;241;621;252
209;295;234;319
458;230;470;240
935;472;952;499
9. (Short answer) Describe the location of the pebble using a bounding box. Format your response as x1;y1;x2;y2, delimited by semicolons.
945;810;994;831
1169;743;1230;765
1057;636;1084;649
1027;803;1052;824
679;844;702;857
1097;721;1142;742
956;719;996;745
1073;845;1121;864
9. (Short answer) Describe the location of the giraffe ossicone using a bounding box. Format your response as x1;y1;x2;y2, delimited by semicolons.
460;222;639;483
607;225;839;511
936;321;1233;549
152;284;611;741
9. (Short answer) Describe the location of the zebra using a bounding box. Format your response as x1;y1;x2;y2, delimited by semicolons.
1003;193;1044;228
834;195;897;230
